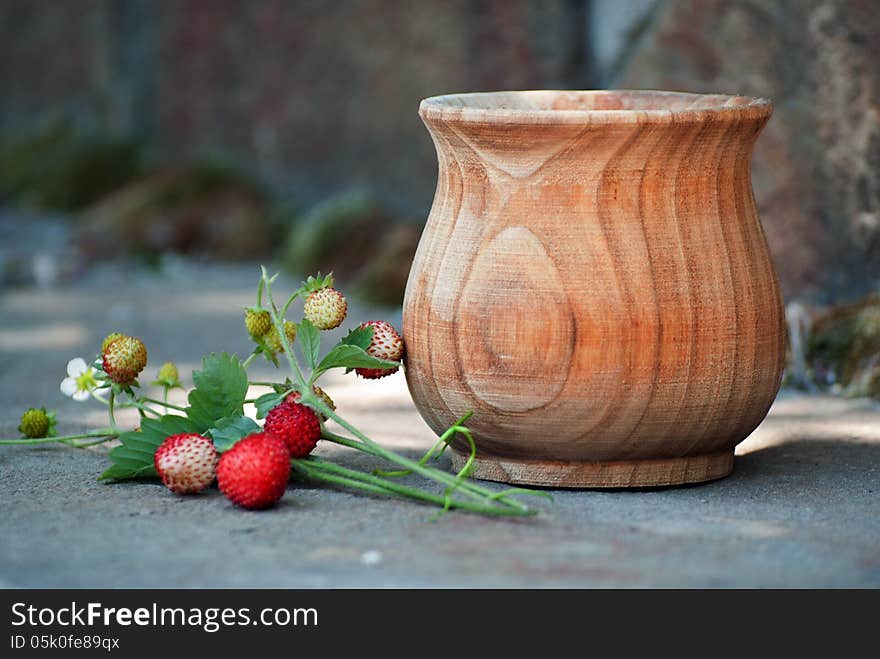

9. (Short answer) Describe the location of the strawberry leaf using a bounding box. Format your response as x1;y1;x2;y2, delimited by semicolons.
297;318;320;369
314;344;399;376
99;414;200;481
340;325;373;351
254;391;286;419
185;352;248;432
208;415;261;452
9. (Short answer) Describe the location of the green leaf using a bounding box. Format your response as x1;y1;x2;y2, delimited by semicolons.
315;344;399;375
254;391;286;419
208;415;261;452
340;325;373;351
99;414;200;481
297;318;320;369
185;353;248;432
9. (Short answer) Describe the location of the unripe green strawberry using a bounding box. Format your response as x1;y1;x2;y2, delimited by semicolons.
101;332;123;354
245;308;272;339
102;335;148;385
304;288;347;330
355;320;404;379
266;320;297;353
19;407;56;439
153;361;181;388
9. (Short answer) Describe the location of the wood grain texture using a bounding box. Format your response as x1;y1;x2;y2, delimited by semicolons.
403;90;785;488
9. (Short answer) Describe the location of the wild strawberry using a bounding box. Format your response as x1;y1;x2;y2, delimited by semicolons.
304;288;347;330
245;308;272;339
101;332;123;354
18;407;56;439
217;433;291;509
152;361;181;388
264;401;321;458
355;320;404;379
265;320;297;353
286;385;335;419
154;433;218;494
102;335;148;385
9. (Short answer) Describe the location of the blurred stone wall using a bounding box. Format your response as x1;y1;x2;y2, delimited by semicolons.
616;0;880;303
0;0;587;215
2;0;878;303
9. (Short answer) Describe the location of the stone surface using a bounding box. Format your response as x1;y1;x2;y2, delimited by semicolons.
0;254;878;587
618;0;880;303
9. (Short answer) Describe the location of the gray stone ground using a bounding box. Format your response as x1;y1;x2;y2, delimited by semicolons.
1;220;878;587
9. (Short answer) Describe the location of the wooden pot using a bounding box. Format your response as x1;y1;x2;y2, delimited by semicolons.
403;90;785;488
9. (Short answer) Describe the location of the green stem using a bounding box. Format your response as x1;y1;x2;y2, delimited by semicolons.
140;397;185;412
291;457;532;517
322;425;499;508
315;401;534;515
0;429;116;445
262;271;308;389
248;381;281;388
162;387;169;414
377;411;473;477
63;436;116;448
280;289;302;320
242;352;259;369
122;399;162;418
108;391;117;429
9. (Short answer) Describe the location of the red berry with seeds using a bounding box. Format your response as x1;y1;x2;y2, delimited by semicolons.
154;433;218;495
286;385;335;420
217;433;290;509
264;401;321;458
102;335;148;385
355;320;404;379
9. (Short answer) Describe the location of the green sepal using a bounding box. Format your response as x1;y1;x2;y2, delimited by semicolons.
45;410;58;438
208;415;261;452
301;272;334;293
253;391;287;419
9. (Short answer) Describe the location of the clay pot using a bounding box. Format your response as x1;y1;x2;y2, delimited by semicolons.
403;90;786;488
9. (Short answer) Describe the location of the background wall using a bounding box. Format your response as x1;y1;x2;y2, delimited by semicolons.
0;0;587;215
1;0;878;305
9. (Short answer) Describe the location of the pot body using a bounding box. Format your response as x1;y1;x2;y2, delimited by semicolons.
403;91;785;487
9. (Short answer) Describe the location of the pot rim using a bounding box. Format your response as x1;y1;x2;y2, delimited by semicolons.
419;89;772;125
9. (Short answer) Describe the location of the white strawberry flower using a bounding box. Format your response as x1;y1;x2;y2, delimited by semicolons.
60;358;99;402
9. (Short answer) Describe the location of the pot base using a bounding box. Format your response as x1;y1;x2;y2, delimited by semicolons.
450;450;734;488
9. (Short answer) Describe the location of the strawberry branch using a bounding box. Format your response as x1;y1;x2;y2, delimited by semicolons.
259;269;542;518
2;265;545;518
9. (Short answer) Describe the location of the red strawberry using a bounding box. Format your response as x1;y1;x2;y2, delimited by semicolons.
217;433;290;509
103;335;148;385
264;401;321;458
154;433;218;494
286;385;335;420
355;320;404;379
